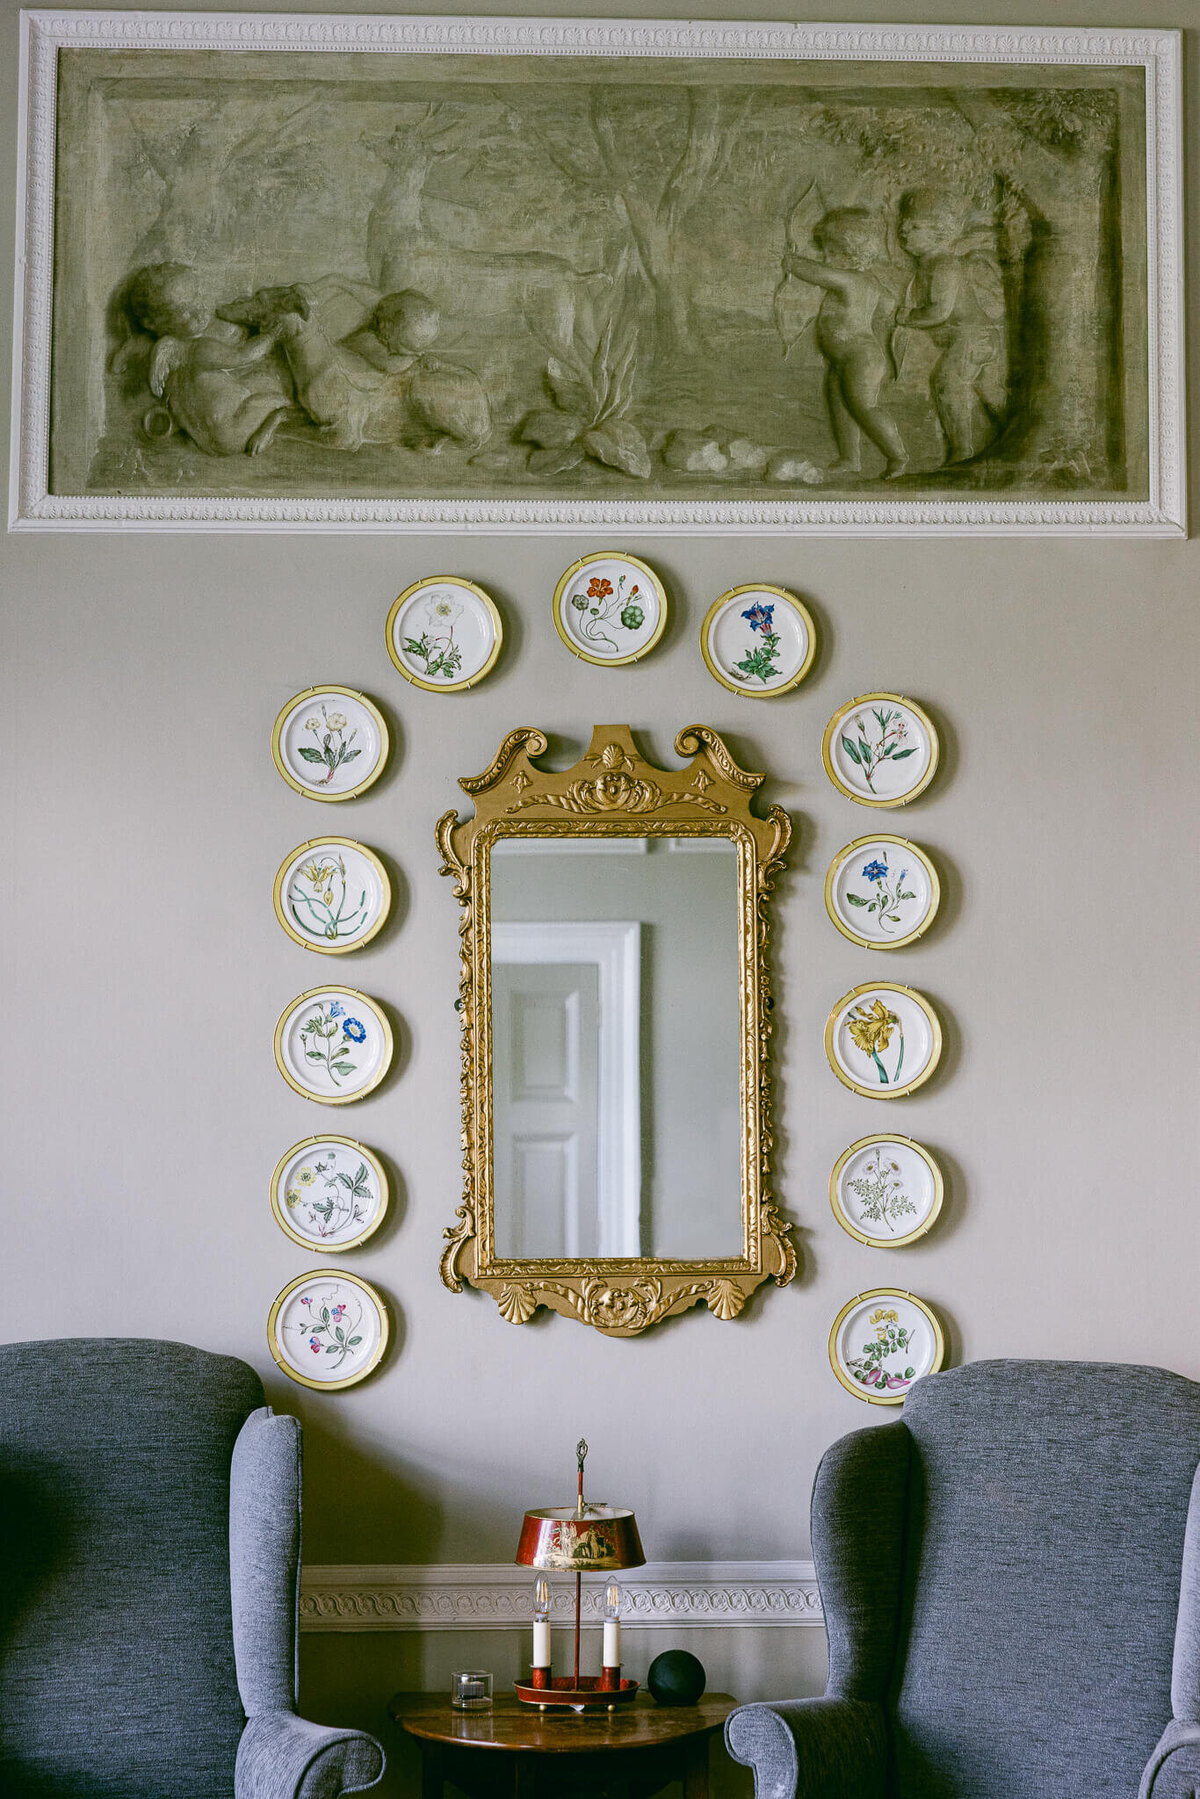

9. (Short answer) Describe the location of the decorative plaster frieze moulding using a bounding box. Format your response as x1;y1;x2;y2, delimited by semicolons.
299;1561;822;1632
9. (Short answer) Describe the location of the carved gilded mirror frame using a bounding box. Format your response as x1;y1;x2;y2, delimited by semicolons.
435;724;795;1338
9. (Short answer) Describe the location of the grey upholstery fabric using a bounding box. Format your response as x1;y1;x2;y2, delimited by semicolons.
725;1359;1200;1799
0;1337;384;1799
1141;1720;1200;1798
725;1697;886;1799
0;1337;262;1797
236;1711;385;1799
232;1408;302;1715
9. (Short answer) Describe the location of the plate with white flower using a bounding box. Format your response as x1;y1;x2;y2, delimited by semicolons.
386;577;503;692
828;1289;944;1406
270;1136;389;1251
273;838;391;955
822;694;939;807
274;986;393;1105
552;552;667;667
824;835;939;950
825;982;942;1100
700;585;816;698
829;1135;944;1248
272;686;389;802
268;1270;389;1391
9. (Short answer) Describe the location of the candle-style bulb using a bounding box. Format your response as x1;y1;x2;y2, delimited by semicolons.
605;1580;621;1619
534;1575;550;1620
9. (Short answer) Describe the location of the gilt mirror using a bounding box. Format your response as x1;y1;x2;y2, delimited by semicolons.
436;725;795;1336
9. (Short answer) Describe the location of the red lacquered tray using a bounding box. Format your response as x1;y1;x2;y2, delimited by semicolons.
514;1676;639;1710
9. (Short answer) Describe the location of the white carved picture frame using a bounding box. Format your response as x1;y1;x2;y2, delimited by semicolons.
10;12;1185;535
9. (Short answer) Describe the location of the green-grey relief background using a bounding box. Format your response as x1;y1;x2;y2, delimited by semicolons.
50;50;1149;502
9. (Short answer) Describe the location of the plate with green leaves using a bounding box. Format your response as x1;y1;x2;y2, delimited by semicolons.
822;694;939;807
270;1135;389;1251
272;686;389;802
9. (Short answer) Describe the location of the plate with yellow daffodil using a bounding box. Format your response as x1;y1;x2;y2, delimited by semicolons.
273;838;391;955
824;983;942;1099
828;1289;945;1405
386;576;503;693
272;686;389;802
552;552;667;667
270;1136;388;1252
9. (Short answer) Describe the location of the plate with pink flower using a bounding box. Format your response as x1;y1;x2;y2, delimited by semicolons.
828;1289;944;1406
700;585;816;697
268;1270;389;1391
822;694;939;807
552;553;667;667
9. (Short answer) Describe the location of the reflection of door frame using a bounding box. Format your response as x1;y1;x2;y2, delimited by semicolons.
491;921;641;1258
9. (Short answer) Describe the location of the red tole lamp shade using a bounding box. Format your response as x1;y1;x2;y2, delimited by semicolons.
515;1504;645;1574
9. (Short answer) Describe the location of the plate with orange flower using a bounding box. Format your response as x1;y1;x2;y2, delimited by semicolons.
552;553;667;667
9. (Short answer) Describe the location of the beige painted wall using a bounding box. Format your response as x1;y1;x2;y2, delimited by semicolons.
3;0;1199;1791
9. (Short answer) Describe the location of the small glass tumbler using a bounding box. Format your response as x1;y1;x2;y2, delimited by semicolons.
451;1670;493;1711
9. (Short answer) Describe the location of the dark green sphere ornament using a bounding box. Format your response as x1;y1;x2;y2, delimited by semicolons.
647;1648;707;1705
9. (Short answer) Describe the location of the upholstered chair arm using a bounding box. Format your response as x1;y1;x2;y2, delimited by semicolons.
1139;1719;1200;1798
725;1696;886;1799
236;1711;384;1799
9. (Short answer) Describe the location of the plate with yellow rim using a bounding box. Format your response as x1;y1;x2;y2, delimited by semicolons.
822;694;939;808
828;1289;945;1405
829;1135;944;1248
700;584;816;698
385;576;503;692
270;1136;389;1252
274;986;392;1105
552;552;667;667
824;835;939;950
271;686;388;802
825;982;942;1100
273;838;391;955
268;1270;389;1391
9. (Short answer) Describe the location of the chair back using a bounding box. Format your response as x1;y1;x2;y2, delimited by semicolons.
891;1360;1200;1799
0;1337;263;1798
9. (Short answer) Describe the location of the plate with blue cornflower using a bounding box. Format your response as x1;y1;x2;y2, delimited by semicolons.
700;585;816;697
273;986;393;1105
824;834;939;950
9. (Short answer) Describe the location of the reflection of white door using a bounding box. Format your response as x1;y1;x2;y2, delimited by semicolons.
491;922;641;1259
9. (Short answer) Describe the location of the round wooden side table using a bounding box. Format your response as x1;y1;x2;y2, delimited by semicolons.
390;1689;737;1798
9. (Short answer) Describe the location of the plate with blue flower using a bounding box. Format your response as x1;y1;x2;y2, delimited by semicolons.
268;1270;389;1391
824;835;939;950
552;552;667;667
700;585;816;698
273;986;393;1105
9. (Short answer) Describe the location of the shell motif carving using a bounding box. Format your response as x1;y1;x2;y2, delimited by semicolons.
497;1283;539;1324
706;1278;748;1321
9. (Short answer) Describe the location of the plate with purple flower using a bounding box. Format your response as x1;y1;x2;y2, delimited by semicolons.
552;552;667;667
700;585;816;698
824;835;940;950
268;1270;389;1391
828;1288;944;1407
273;986;393;1105
822;694;939;807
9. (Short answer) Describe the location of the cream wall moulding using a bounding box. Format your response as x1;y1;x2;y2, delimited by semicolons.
9;14;1185;536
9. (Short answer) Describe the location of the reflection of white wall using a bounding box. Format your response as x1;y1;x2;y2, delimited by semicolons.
491;840;743;1259
492;920;640;1257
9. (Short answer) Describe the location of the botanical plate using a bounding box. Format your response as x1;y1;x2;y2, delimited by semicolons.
822;694;939;807
829;1135;944;1248
272;686;389;802
270;1136;389;1251
268;1270;389;1391
825;983;942;1100
273;838;391;955
274;987;393;1105
828;1289;945;1405
700;585;816;698
552;553;667;666
825;835;940;950
385;577;503;692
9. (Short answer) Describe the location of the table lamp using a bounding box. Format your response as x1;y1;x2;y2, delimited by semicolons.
514;1438;645;1711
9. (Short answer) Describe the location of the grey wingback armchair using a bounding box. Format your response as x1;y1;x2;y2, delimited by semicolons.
0;1337;384;1799
726;1360;1200;1799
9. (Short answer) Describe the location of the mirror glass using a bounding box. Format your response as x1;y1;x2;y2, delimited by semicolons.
489;835;742;1261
